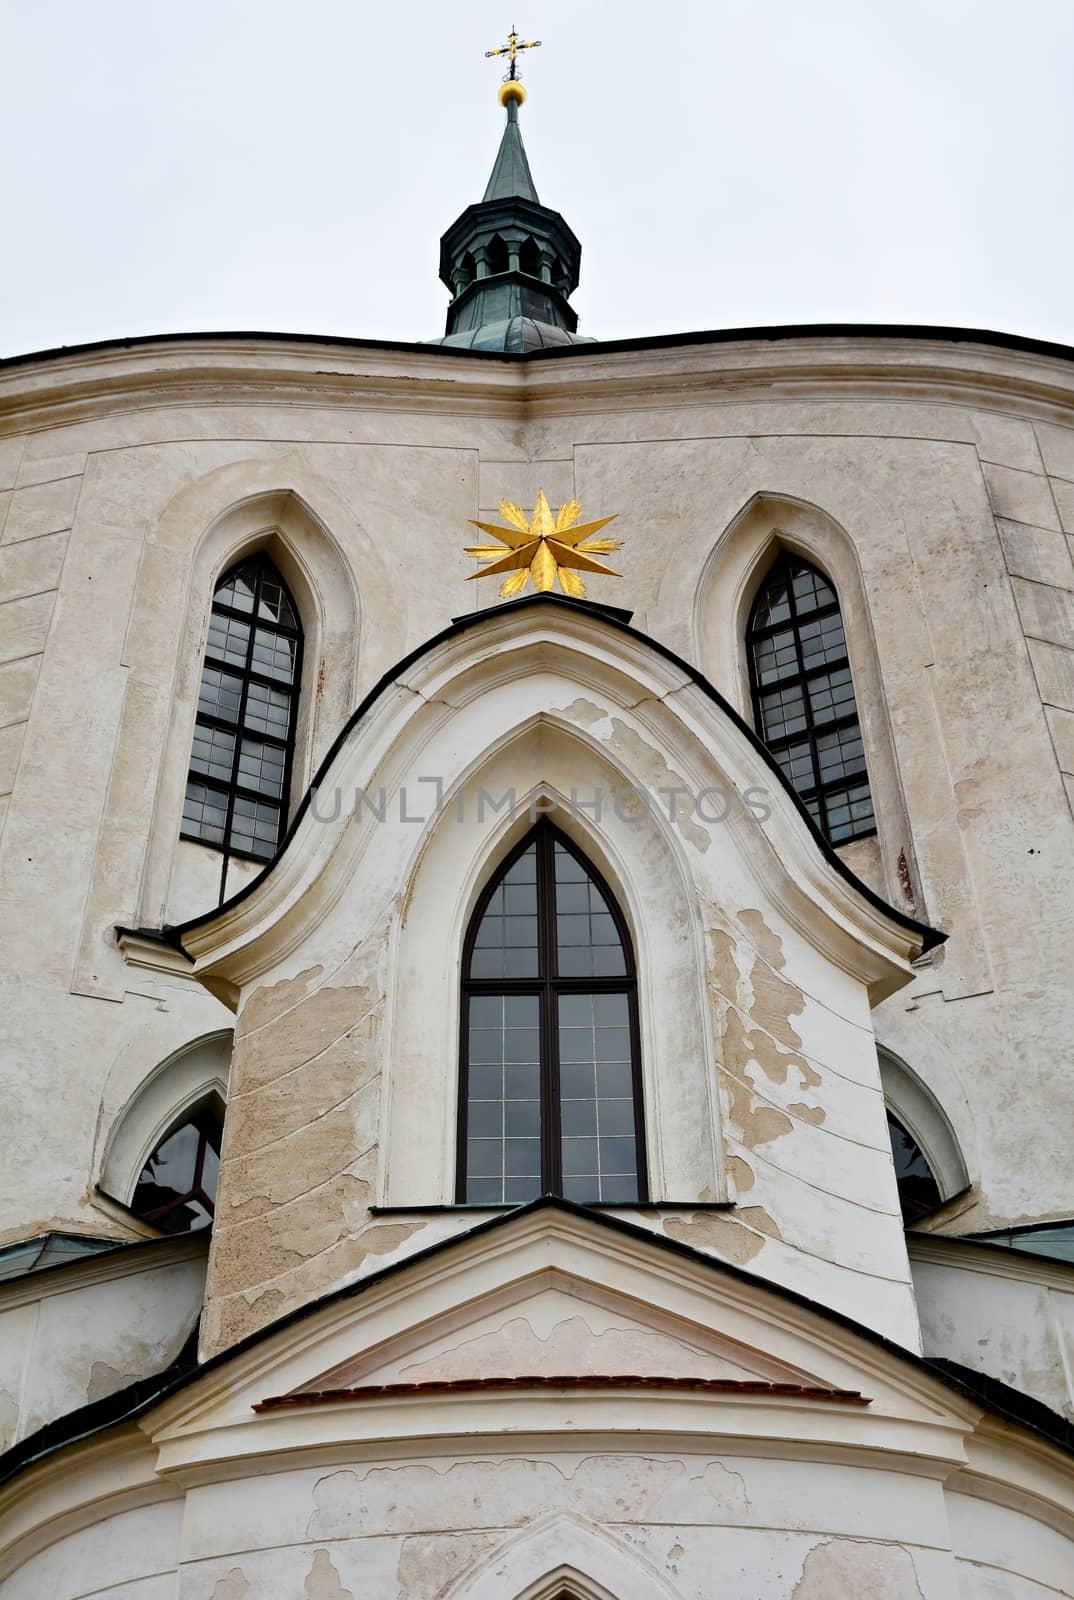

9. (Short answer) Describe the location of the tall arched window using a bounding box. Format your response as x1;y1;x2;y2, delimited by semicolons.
746;551;875;845
459;822;647;1206
181;555;303;869
131;1099;223;1234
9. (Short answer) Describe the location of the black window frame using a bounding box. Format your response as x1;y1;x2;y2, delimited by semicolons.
181;554;303;893
745;549;876;846
457;819;648;1204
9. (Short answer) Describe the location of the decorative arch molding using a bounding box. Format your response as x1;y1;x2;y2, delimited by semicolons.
179;599;935;1229
138;476;368;924
694;491;919;912
878;1044;971;1205
98;1029;232;1210
443;1512;681;1600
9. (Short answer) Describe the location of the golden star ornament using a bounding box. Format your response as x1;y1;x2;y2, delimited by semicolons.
465;491;622;599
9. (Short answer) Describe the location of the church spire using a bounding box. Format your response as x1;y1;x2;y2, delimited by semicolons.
429;32;592;352
482;97;539;205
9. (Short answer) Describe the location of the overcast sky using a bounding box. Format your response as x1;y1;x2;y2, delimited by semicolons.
2;0;1072;358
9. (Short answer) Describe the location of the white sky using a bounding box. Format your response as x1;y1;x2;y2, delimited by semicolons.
1;0;1072;358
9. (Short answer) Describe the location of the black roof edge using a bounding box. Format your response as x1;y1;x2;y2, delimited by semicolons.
2;1196;1070;1493
4;319;1074;374
160;591;943;954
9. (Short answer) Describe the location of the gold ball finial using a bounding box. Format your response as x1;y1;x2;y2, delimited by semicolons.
498;79;527;108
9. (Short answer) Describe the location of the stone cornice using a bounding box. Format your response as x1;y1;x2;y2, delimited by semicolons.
4;327;1074;432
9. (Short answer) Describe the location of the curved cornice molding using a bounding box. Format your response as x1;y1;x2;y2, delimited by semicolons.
171;594;940;1002
6;325;1074;428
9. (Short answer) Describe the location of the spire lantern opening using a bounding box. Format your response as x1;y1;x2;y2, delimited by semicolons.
427;29;594;353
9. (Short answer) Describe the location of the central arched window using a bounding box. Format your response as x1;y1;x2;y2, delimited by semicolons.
181;554;303;869
746;550;875;845
458;822;647;1206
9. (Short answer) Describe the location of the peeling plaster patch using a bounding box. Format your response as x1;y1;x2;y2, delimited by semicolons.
396;1532;500;1598
237;965;324;1038
789;1101;827;1125
736;1205;783;1240
230;981;381;1095
304;1549;353;1600
723;1007;821;1095
86;1361;142;1403
723;1053;794;1147
0;1388;17;1452
604;718;710;851
210;1571;251;1600
561;696;608;729
663;1210;766;1264
692;1459;751;1519
740;909;786;970
726;1154;755;1193
748;955;806;1052
397;1314;721;1382
792;1539;924;1598
309;1456;685;1539
707;927;742;1000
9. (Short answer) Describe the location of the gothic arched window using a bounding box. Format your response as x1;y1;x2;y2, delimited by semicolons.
746;551;875;845
181;555;303;867
459;822;647;1206
131;1102;222;1234
887;1112;943;1224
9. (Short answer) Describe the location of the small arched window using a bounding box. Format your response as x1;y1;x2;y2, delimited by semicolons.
887;1112;943;1224
181;554;302;868
131;1102;223;1234
746;551;875;845
459;822;647;1207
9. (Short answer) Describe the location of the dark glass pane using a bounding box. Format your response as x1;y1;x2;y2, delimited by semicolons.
808;667;857;726
214;564;257;613
132;1110;222;1236
189;724;236;784
197;665;243;725
790;562;836;615
237;737;287;799
887;1113;942;1223
824;782;875;845
468;845;539;979
798;610;846;669
182;780;227;845
257;573;298;627
200;1139;220;1202
759;682;807;740
243;679;292;737
753;627;798;685
251;628;297;684
206;611;251;669
465;994;541;1204
553;843;627;979
228;794;282;859
752;568;792;628
557;992;639;1203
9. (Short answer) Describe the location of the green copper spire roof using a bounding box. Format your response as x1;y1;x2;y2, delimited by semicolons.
482;99;540;204
429;86;592;353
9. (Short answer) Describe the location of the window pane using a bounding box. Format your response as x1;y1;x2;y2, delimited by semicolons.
557;992;638;1204
237;737;287;799
468;844;539;978
206;611;251;669
182;780;227;845
197;665;243;725
465;993;541;1204
807;667;857;725
790;562;836;615
257;574;298;627
752;627;798;685
228;793;282;859
189;723;236;784
554;843;627;978
214;564;257;613
798;610;846;670
251;627;298;684
887;1113;942;1223
759;682;807;740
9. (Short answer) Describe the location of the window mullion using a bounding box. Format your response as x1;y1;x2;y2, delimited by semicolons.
536;823;562;1196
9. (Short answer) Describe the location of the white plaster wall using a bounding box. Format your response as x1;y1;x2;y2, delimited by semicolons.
0;1240;206;1448
910;1236;1074;1422
1;332;1073;1383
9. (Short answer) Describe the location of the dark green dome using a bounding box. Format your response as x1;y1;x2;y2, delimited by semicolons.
429;98;588;351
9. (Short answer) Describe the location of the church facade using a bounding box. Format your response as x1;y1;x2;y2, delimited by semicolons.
1;69;1073;1600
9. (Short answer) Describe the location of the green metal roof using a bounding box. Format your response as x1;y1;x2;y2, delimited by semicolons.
482;99;540;203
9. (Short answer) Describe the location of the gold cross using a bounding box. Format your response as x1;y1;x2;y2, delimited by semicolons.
485;25;542;81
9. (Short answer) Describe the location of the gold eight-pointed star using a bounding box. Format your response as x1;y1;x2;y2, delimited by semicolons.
465;490;621;599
